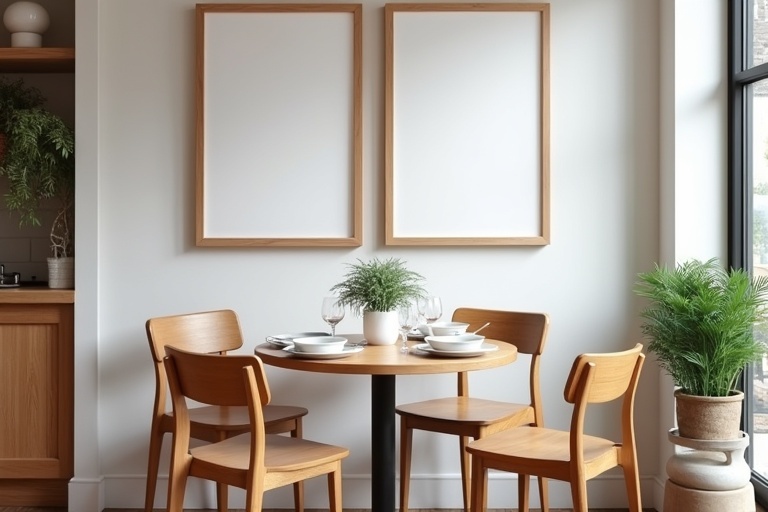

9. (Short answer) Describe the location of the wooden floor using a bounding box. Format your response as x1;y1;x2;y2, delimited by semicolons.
0;509;660;512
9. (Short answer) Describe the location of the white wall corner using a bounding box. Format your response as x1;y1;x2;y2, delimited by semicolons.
69;476;105;512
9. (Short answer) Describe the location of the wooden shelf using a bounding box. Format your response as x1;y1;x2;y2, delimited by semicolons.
0;47;75;73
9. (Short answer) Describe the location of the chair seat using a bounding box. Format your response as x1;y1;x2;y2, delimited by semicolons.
182;404;308;431
191;433;349;473
397;397;533;426
467;426;619;479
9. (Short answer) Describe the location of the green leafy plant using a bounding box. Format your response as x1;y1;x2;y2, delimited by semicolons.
0;78;75;258
331;257;426;313
635;258;768;396
0;77;45;135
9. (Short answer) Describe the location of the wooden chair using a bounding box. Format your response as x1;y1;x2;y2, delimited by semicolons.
466;343;645;512
163;346;349;511
144;309;309;512
395;308;550;512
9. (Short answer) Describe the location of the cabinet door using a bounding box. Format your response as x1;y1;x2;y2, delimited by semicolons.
0;303;73;505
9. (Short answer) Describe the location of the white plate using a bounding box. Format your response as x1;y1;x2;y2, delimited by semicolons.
266;331;330;347
282;345;364;359
412;342;498;358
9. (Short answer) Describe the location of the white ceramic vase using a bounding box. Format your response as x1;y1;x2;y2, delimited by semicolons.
363;310;399;345
3;1;49;48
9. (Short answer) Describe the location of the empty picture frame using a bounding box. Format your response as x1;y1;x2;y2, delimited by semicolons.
196;4;363;247
385;3;550;245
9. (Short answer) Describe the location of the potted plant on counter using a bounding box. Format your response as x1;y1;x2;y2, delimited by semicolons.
635;258;768;440
0;77;75;289
331;257;426;345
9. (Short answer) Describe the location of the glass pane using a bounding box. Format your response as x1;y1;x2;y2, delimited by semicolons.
753;0;768;67
751;78;768;480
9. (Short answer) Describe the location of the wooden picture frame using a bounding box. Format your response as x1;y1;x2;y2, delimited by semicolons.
385;3;550;246
196;4;363;247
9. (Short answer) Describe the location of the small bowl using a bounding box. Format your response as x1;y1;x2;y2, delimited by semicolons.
291;336;348;353
426;321;470;336
425;334;485;352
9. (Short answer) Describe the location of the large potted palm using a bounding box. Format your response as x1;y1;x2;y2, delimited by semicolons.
331;257;426;345
0;78;75;289
635;258;768;439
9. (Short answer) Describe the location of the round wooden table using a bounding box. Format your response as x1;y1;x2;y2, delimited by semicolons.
255;334;517;512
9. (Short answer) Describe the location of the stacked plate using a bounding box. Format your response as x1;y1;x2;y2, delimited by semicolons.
265;332;363;359
414;334;498;358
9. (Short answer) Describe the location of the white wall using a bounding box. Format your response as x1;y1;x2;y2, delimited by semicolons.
72;0;670;509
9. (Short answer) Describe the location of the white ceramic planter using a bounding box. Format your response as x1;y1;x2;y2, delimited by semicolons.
363;310;399;345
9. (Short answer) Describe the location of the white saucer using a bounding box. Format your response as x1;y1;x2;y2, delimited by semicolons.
266;331;330;347
282;345;364;359
412;342;498;358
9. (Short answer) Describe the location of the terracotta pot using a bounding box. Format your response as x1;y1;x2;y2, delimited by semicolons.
363;310;399;345
675;389;744;440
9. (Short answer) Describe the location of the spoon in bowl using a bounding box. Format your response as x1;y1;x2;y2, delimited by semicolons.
472;322;491;335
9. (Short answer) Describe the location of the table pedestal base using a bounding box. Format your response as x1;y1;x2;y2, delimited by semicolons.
371;375;395;512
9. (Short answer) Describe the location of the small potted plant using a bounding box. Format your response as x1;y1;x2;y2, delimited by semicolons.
635;258;768;440
0;77;75;288
331;257;426;345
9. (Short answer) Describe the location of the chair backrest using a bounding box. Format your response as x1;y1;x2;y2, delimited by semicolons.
451;308;549;413
564;343;645;456
145;309;264;416
163;346;267;474
452;308;549;356
164;345;269;408
146;309;244;363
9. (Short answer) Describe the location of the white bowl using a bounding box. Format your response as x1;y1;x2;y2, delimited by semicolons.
291;336;348;353
424;321;470;336
425;334;485;352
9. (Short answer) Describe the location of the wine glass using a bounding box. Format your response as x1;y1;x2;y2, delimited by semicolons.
321;297;345;337
418;296;443;325
398;302;420;354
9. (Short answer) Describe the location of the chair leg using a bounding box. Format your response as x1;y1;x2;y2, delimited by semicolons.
166;456;191;512
459;435;471;512
399;417;413;512
469;455;487;512
144;426;164;512
328;464;343;512
622;458;642;512
517;473;531;512
244;484;264;512
570;477;589;512
216;430;229;512
216;483;228;512
291;420;305;512
538;476;549;512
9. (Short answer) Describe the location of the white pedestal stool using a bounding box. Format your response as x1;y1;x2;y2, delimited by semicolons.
664;428;755;512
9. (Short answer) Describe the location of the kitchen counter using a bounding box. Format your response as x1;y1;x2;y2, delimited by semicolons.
0;287;74;304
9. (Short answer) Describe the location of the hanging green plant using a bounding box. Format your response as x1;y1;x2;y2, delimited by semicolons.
0;78;75;258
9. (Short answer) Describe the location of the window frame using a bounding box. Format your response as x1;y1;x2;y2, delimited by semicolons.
728;0;768;505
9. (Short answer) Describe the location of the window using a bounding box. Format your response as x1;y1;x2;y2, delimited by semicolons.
729;0;768;505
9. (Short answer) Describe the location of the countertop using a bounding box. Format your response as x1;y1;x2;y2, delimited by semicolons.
0;287;75;304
